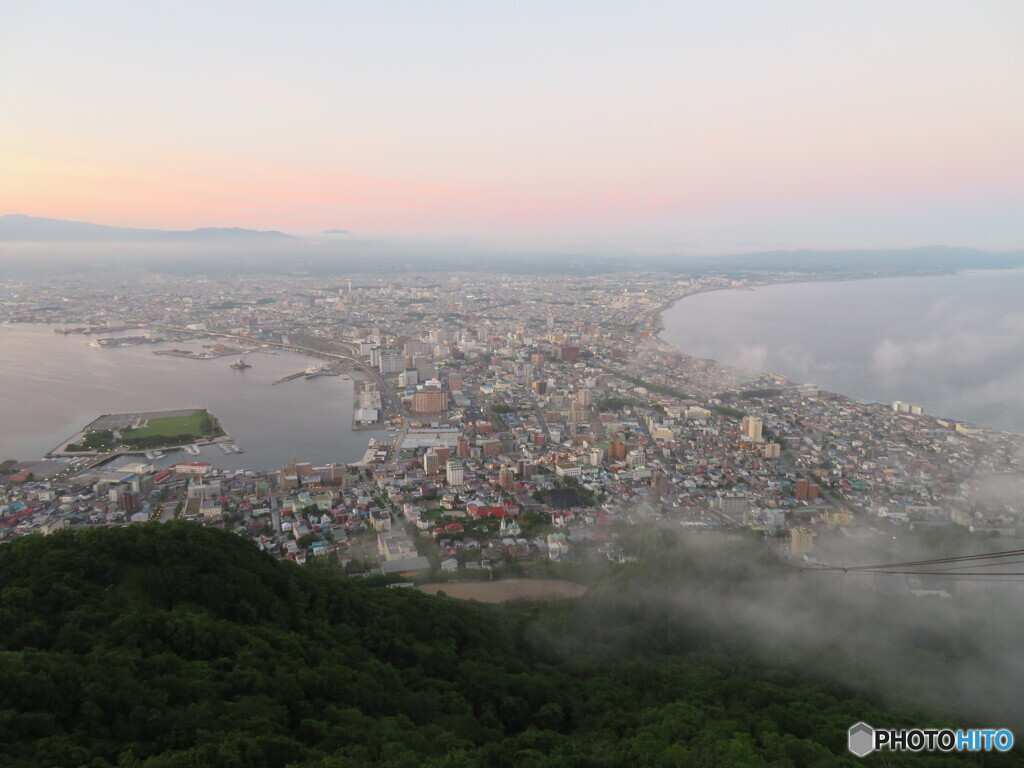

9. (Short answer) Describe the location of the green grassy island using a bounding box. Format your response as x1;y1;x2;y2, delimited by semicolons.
64;409;224;452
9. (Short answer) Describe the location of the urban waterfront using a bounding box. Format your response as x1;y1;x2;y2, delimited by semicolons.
0;323;381;468
660;268;1024;434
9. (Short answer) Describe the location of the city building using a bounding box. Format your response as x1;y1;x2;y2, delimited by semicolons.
742;415;763;442
446;458;465;486
412;388;447;413
791;527;814;556
794;479;820;501
423;450;439;475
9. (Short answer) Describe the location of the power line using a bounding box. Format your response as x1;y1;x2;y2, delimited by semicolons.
796;548;1024;580
799;548;1024;573
840;571;1024;581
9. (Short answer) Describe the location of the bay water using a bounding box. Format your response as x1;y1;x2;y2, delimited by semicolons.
0;323;382;468
659;269;1024;434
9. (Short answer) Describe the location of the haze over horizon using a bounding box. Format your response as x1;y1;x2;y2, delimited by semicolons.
3;1;1023;255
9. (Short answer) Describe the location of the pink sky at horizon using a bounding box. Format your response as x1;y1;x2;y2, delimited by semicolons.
2;1;1023;253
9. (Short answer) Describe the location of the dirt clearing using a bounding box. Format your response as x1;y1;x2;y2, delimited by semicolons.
417;579;587;603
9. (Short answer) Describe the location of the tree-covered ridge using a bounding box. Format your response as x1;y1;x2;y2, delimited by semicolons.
0;525;1011;768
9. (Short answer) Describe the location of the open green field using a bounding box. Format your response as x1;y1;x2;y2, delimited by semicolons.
62;409;223;453
125;409;211;440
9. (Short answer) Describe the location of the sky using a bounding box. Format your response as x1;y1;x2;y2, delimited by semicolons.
2;1;1023;254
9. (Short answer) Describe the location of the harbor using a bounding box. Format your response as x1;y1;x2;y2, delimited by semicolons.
154;344;248;360
351;377;385;430
2;323;385;471
272;362;348;384
89;335;161;348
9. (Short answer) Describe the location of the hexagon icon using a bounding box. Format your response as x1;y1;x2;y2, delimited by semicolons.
848;722;875;757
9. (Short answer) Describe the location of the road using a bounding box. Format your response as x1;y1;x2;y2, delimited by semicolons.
528;392;551;443
270;494;282;534
386;418;412;465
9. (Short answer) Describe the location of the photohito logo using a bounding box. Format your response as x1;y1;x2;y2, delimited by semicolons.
848;723;1014;756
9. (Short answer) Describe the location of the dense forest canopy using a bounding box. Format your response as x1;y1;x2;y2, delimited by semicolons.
0;524;1016;768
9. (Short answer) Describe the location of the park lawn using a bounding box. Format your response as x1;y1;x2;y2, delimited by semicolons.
126;410;211;440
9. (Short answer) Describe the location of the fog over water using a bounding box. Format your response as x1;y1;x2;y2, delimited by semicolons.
0;324;381;468
660;269;1024;434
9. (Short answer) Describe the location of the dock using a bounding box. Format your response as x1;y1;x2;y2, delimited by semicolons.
272;371;307;385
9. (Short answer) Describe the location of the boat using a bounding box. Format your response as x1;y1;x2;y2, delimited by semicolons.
230;358;251;370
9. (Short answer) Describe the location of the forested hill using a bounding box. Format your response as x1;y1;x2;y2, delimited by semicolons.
0;525;1010;768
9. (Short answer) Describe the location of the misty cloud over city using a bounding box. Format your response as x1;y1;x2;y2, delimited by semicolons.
550;533;1024;728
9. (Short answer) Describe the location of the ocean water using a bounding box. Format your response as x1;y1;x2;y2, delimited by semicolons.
0;324;382;468
659;269;1024;433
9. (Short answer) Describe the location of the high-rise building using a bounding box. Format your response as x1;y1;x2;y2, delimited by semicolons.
404;340;433;357
791;527;814;556
415;357;439;380
456;435;470;458
794;478;819;501
423;450;439;475
379;352;404;374
498;467;516;491
742;415;763;442
446;458;465;486
412;389;447;413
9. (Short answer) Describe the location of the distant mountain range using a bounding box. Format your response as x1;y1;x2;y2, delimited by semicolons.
0;214;295;242
1;214;1022;278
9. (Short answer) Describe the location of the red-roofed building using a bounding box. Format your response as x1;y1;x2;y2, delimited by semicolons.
0;509;33;527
